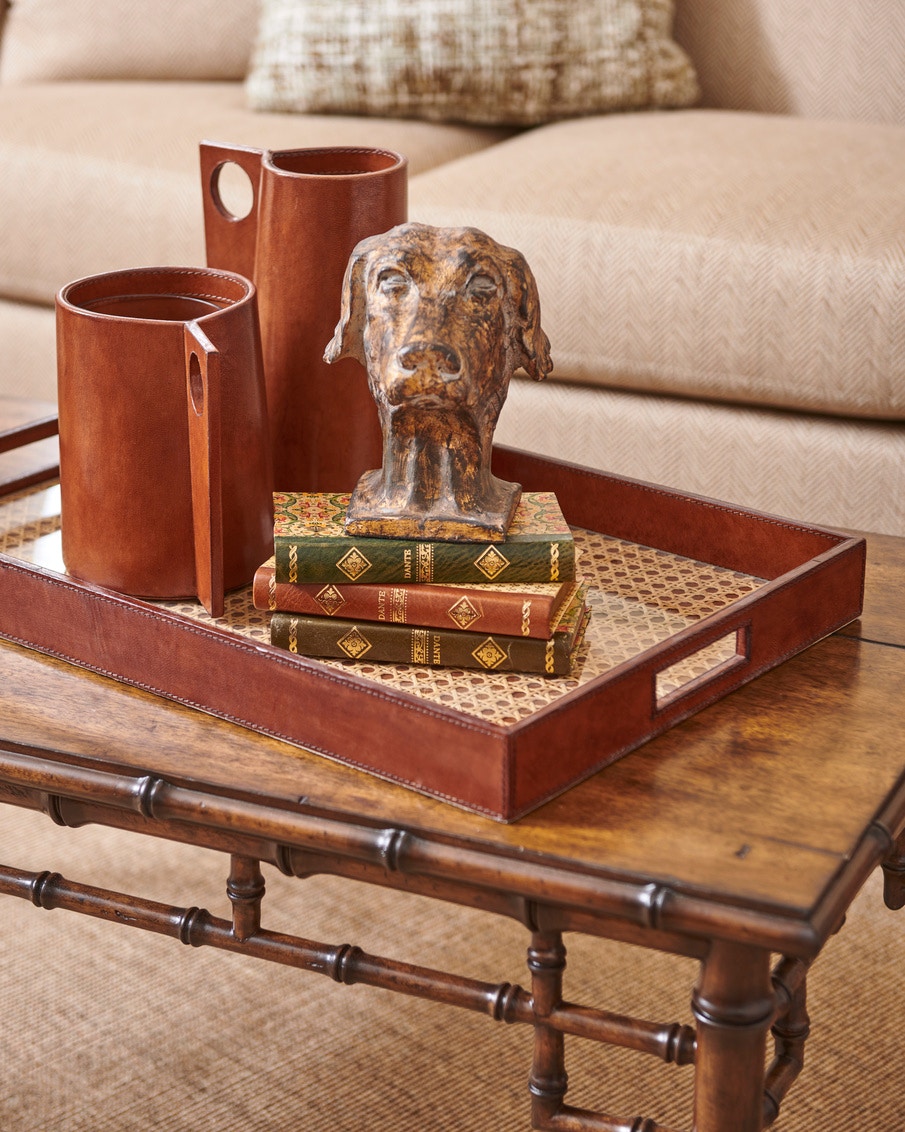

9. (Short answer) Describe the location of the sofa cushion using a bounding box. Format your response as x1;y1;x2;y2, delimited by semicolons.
410;110;905;421
0;0;260;83
246;0;699;126
0;81;511;305
673;0;905;127
494;379;905;536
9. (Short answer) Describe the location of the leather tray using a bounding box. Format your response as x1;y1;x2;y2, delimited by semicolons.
0;443;866;821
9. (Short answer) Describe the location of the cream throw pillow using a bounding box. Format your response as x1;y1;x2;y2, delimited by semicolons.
246;0;700;126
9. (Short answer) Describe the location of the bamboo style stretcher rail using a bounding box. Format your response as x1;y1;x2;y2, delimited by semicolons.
0;859;697;1061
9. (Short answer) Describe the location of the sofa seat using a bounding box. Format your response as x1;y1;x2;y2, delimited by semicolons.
490;380;905;538
0;79;511;399
409;109;905;534
0;79;512;306
410;110;905;421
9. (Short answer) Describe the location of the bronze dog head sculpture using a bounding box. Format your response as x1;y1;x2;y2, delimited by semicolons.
325;221;552;541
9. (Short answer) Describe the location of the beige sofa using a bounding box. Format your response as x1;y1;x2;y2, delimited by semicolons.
1;0;903;535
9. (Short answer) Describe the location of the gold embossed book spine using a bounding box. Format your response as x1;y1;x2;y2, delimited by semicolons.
253;560;577;639
269;588;589;676
271;491;575;586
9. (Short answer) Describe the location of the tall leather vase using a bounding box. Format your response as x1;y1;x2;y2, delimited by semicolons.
200;142;408;493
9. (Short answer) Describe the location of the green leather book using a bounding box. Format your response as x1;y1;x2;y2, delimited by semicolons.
270;587;590;676
272;491;575;586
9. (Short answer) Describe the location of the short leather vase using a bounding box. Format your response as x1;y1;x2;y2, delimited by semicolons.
56;265;274;617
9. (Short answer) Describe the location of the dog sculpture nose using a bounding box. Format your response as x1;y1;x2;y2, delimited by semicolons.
397;342;462;377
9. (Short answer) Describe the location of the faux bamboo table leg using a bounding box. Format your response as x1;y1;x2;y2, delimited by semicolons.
764;957;810;1124
528;931;569;1125
691;942;775;1132
227;855;265;941
881;829;905;910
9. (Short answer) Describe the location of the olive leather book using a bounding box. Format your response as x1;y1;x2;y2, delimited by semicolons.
269;586;589;675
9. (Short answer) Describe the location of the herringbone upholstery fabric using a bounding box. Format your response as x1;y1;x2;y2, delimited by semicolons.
495;379;905;536
410;110;905;420
0;0;260;82
246;0;700;125
674;0;905;126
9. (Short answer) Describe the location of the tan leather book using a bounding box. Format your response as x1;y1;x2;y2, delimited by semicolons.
253;559;578;640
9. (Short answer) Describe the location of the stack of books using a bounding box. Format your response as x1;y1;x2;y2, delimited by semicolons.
254;490;590;676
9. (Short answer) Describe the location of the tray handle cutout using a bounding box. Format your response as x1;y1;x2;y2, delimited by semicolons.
654;625;751;712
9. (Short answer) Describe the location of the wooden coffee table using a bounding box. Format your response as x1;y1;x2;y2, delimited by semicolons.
0;396;903;1131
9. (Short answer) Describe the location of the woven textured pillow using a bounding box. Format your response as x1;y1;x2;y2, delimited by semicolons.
246;0;700;126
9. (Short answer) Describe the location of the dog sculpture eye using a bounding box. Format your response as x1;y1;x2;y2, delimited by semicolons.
377;268;410;297
465;272;498;301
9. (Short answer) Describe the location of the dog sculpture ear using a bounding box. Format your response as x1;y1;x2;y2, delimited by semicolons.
508;250;553;382
324;243;370;368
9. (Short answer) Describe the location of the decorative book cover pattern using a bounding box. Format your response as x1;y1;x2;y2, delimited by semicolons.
269;587;589;675
0;484;768;728
272;491;574;585
253;560;577;639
